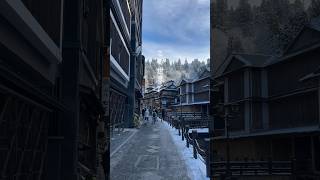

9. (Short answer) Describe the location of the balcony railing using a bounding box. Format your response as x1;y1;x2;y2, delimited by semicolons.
211;159;293;177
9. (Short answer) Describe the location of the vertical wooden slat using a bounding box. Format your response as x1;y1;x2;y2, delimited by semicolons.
1;100;27;179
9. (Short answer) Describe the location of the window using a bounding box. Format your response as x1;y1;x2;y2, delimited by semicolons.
228;72;244;102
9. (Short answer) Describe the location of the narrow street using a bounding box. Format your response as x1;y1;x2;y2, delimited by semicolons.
110;111;207;180
110;119;190;180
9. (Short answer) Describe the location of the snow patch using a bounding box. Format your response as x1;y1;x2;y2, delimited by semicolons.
163;122;209;180
188;128;208;133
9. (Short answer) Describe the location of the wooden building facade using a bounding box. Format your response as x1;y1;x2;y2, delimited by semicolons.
159;80;179;113
110;0;144;128
0;0;110;179
173;70;210;115
142;87;159;110
209;18;320;179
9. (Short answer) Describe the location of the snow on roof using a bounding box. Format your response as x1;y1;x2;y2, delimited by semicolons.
188;128;209;133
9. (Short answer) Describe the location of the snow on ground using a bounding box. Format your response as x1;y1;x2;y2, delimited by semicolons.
163;121;209;180
188;128;208;133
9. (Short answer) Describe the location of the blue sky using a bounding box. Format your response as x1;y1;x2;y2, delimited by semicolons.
142;0;210;62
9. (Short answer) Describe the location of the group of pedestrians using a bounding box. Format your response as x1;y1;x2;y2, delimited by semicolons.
141;107;159;125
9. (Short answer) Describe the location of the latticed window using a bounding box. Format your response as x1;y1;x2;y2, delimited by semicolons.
109;89;127;127
0;88;51;179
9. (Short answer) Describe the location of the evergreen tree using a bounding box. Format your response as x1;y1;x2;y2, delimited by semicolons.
236;0;253;36
175;59;182;71
183;59;189;73
308;0;320;18
144;58;210;88
278;11;308;53
236;0;253;25
292;0;305;14
189;59;201;79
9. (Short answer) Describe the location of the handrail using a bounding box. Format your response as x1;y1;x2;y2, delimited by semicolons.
182;124;207;161
166;112;294;178
211;159;294;177
164;113;210;176
194;138;206;156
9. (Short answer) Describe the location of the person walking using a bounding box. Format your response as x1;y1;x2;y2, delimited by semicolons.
141;108;147;126
152;110;157;125
143;108;148;121
161;109;165;122
142;108;146;119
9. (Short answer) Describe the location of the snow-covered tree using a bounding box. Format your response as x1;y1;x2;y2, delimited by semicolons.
144;59;209;88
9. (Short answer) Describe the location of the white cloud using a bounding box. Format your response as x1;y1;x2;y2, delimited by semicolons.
142;0;210;62
157;50;164;58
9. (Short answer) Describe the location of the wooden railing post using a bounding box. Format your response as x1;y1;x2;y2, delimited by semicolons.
178;121;181;136
186;125;190;148
182;118;184;141
192;130;198;159
171;117;173;128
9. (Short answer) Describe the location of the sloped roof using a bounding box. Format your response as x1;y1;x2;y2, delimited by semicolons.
198;69;210;79
160;83;177;91
178;78;193;86
213;53;272;78
214;16;320;79
236;54;272;67
281;16;320;57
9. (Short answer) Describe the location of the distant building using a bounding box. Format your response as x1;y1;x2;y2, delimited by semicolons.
173;70;210;114
209;17;320;179
142;87;159;109
159;80;179;113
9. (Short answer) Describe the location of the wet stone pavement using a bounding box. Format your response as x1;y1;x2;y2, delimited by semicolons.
110;119;191;180
110;128;138;155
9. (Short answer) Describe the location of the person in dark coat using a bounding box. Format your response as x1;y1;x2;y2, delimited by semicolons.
142;108;146;119
161;109;165;122
152;110;157;124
